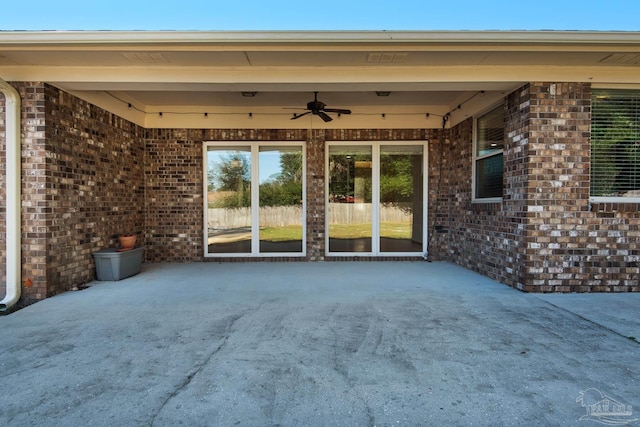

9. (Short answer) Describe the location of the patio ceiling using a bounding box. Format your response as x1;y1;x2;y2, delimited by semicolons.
1;31;639;128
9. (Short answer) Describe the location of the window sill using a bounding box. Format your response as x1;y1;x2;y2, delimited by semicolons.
472;197;503;204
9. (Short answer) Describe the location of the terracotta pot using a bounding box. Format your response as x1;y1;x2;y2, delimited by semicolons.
118;234;137;251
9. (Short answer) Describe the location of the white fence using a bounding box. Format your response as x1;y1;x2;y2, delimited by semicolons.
208;204;412;229
208;206;302;229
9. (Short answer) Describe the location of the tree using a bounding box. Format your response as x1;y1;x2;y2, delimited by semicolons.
279;152;303;183
380;154;414;203
210;153;251;208
259;151;303;207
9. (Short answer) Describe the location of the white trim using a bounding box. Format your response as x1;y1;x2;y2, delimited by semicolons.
203;141;306;258
590;196;640;204
325;141;428;257
591;83;640;90
472;102;505;203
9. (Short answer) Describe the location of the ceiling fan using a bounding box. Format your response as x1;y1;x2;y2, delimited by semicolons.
290;92;352;122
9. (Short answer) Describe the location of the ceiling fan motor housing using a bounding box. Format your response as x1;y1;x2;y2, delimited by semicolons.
308;100;326;112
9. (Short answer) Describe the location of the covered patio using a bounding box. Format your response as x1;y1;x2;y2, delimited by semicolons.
2;30;640;310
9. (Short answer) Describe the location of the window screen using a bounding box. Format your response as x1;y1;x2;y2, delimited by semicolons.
591;89;640;198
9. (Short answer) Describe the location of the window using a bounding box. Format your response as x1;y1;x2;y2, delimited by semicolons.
474;104;505;200
591;89;640;201
205;142;305;256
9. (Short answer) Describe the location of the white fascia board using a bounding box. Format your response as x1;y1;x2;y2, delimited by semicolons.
4;64;640;86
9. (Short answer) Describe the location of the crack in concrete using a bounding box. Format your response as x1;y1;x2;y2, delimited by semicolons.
147;309;251;427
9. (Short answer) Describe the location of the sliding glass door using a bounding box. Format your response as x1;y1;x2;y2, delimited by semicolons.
379;145;424;253
259;146;304;253
205;142;305;257
328;145;373;253
327;142;426;256
206;146;252;254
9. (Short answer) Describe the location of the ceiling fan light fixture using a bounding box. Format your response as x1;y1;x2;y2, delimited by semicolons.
290;92;351;122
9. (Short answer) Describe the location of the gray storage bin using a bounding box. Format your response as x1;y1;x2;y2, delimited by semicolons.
92;247;144;281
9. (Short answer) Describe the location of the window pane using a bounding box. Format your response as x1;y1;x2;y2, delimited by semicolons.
476;154;503;199
380;145;423;253
476;106;505;156
207;147;252;253
328;146;372;253
591;89;640;197
475;104;505;200
259;147;303;253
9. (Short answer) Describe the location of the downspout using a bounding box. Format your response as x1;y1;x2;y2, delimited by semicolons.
0;79;21;311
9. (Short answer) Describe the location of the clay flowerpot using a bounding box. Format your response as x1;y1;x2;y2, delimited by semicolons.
118;234;137;251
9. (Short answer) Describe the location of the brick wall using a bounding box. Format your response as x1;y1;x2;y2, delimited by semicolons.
502;85;531;289
18;83;48;303
434;110;525;287
44;84;145;296
144;129;205;262
524;82;639;292
306;131;325;260
2;83;145;305
439;82;639;292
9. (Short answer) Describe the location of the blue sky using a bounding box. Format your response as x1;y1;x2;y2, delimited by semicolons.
1;0;639;31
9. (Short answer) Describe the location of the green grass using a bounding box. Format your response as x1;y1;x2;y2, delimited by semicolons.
329;222;411;239
225;222;412;242
260;226;303;242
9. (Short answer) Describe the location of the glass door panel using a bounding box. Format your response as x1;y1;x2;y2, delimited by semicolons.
206;147;252;253
259;146;304;253
328;146;373;253
380;145;424;253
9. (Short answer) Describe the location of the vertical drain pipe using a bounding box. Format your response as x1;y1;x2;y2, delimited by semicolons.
0;79;21;311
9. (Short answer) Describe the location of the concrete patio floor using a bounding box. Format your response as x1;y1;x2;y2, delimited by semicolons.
0;261;639;426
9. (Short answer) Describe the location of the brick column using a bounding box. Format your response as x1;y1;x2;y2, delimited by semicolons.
504;85;534;289
18;83;48;303
306;130;325;260
524;82;592;291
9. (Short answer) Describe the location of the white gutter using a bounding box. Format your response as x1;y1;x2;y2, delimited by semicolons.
0;78;21;311
0;30;639;47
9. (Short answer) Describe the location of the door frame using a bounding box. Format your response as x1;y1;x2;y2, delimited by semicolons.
203;140;307;258
325;140;428;257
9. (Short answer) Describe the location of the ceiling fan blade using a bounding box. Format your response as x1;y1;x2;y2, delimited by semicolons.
317;111;333;122
291;111;311;120
324;108;352;115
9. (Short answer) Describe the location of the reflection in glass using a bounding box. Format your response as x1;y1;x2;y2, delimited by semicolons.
476;154;504;199
476;105;505;156
207;147;252;253
328;146;372;252
259;147;303;253
380;145;423;253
